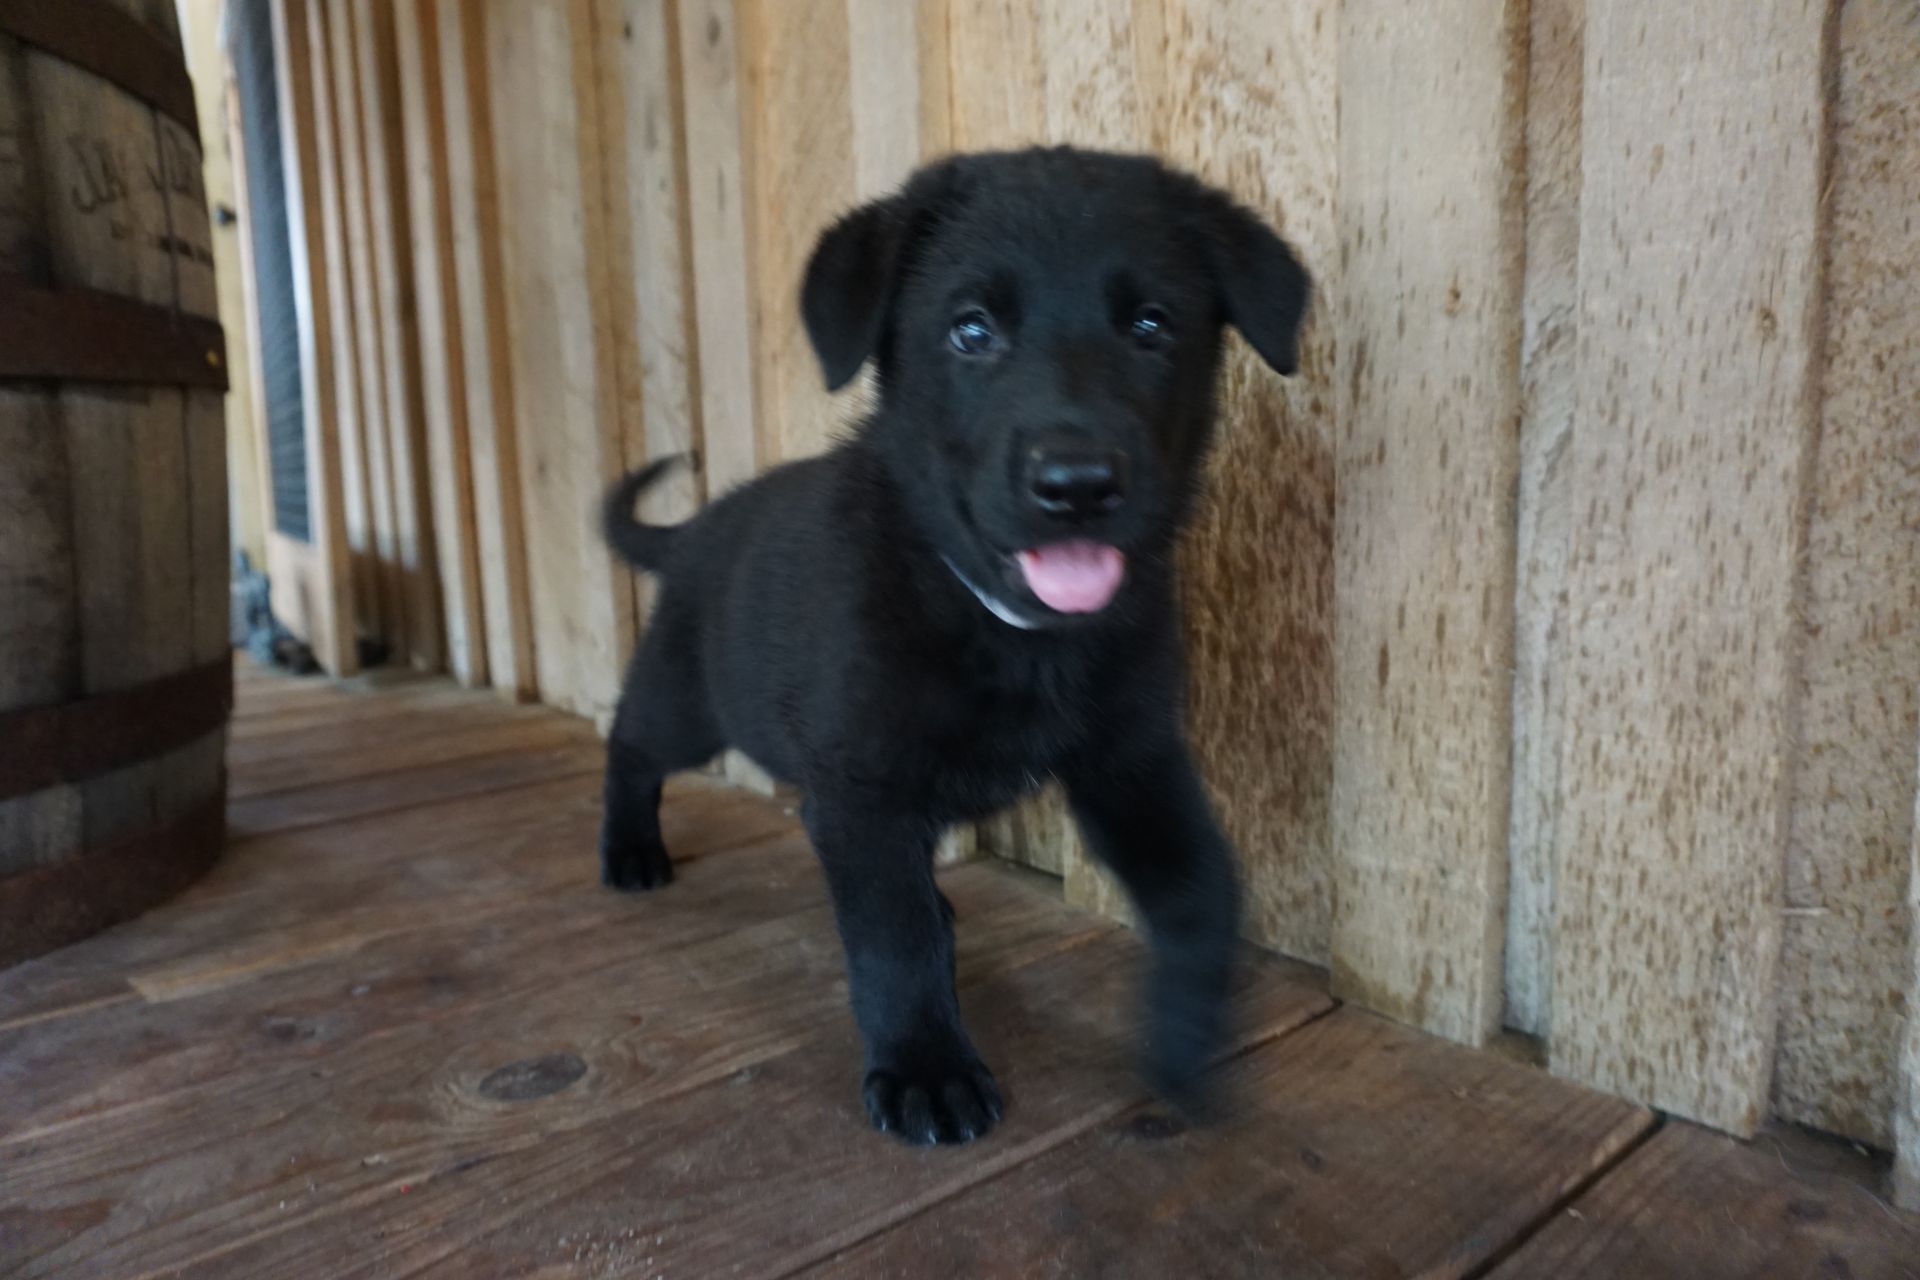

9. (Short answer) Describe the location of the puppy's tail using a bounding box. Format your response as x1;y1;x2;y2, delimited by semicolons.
601;453;697;571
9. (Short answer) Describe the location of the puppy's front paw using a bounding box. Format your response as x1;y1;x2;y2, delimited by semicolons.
862;1054;1003;1146
599;835;673;892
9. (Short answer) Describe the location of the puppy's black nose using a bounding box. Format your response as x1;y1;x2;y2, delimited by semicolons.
1025;439;1129;521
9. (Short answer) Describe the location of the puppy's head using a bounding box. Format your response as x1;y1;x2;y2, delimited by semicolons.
803;147;1310;628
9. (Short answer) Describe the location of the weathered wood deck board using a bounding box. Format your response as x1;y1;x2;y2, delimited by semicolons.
7;669;1913;1279
1492;1123;1920;1279
813;1008;1652;1279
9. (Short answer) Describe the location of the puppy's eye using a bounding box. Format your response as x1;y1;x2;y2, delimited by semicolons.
1129;306;1173;349
948;310;1001;356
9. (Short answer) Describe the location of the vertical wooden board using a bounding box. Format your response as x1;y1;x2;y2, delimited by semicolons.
393;0;487;687
587;0;703;654
944;0;1045;149
739;0;853;465
1900;743;1920;1212
0;787;81;875
79;729;227;853
483;0;632;721
184;390;231;666
327;0;405;651
273;0;360;677
356;0;444;672
1155;0;1338;965
156;114;219;319
1549;0;1829;1135
1773;0;1920;1146
438;0;535;698
1505;0;1585;1038
0;391;78;708
0;32;45;274
182;0;269;570
845;0;922;200
915;0;951;158
1330;0;1524;1046
24;57;172;305
943;0;1134;892
304;0;379;653
61;387;194;695
676;0;760;499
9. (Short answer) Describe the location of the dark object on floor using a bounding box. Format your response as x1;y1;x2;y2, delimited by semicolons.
232;552;319;675
598;146;1311;1145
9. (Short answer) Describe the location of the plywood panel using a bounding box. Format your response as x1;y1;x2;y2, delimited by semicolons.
437;0;535;697
484;0;633;721
1549;0;1829;1135
1329;0;1525;1045
1772;0;1920;1146
393;0;487;687
1503;0;1585;1039
354;0;443;671
676;0;760;500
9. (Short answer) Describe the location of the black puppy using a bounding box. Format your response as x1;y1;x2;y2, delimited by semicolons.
599;146;1309;1146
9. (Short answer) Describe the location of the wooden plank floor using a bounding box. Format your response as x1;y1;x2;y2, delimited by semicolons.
3;659;1916;1278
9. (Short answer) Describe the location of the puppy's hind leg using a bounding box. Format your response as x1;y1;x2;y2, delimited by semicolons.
600;654;720;892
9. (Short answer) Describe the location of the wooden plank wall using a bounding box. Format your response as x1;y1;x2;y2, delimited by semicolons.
1772;0;1920;1149
229;0;1920;1183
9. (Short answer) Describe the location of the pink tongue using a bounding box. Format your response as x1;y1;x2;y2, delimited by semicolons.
1016;541;1126;613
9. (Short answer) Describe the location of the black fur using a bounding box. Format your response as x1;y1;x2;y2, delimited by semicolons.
600;146;1310;1145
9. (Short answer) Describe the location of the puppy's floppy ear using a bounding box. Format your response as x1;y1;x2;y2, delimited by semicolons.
803;159;962;391
801;197;908;391
1188;187;1313;377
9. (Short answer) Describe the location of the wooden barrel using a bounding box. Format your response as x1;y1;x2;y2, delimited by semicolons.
0;0;231;965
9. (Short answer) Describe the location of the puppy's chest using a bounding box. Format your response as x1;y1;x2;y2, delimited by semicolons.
904;674;1101;819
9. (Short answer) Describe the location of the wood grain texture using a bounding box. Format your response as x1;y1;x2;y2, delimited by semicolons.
226;708;590;800
1493;1122;1920;1279
62;387;193;695
270;0;357;676
1548;0;1829;1135
0;390;77;710
1330;0;1525;1045
393;0;487;687
739;0;853;465
1773;0;1920;1146
323;0;400;645
942;0;1136;891
297;0;374;673
484;0;634;721
1900;740;1920;1211
391;942;1324;1280
676;0;761;499
1158;0;1338;965
592;0;704;544
353;0;443;672
437;0;533;698
181;0;268;568
819;1009;1652;1279
1503;0;1583;1038
183;389;231;667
